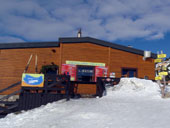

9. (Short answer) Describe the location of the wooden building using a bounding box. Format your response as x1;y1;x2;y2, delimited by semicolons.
0;37;156;95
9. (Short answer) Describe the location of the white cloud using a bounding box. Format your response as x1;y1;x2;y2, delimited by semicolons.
0;36;24;43
147;33;164;40
0;0;170;42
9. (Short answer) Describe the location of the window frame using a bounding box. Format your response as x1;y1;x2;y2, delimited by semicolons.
121;67;138;77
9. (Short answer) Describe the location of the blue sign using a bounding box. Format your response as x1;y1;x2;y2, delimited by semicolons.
22;73;44;87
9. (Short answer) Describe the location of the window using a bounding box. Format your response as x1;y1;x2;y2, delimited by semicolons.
122;68;137;77
77;66;95;82
40;64;58;75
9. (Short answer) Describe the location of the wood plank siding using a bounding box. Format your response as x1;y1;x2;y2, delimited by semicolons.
0;47;60;94
60;43;155;94
0;37;156;95
109;48;155;79
61;42;155;79
61;43;109;66
61;43;109;94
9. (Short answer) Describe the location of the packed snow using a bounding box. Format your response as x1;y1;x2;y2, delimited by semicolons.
1;78;170;128
111;78;161;98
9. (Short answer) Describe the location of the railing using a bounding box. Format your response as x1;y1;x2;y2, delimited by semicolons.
18;74;71;111
0;81;21;101
0;81;21;94
0;75;71;118
0;81;21;118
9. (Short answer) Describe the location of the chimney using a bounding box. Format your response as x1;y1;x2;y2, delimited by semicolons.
77;28;82;38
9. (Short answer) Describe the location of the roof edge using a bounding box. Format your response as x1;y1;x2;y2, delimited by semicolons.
0;41;59;49
59;37;157;59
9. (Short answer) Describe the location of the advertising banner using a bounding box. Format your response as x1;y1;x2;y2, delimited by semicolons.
95;66;108;82
22;73;44;87
62;64;77;81
110;72;116;78
66;60;105;66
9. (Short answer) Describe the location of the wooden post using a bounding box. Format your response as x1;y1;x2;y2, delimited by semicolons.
162;75;166;98
157;75;166;98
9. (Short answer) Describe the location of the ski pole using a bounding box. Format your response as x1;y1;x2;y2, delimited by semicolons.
23;54;33;73
35;54;38;73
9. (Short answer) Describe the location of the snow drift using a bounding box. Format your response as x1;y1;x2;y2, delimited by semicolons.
110;78;161;98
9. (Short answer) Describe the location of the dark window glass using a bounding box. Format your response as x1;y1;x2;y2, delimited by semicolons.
40;65;58;75
122;68;137;77
122;69;128;76
77;66;94;82
129;70;135;77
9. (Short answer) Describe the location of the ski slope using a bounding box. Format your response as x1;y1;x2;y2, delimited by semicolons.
1;78;170;128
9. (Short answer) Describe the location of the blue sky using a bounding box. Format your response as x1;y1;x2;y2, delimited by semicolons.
0;0;170;57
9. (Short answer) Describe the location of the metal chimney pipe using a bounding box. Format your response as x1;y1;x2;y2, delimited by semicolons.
77;28;82;38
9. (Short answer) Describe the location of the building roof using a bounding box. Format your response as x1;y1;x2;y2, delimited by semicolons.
0;41;59;49
0;37;157;58
59;37;157;58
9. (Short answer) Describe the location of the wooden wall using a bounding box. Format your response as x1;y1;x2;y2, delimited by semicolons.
60;43;109;66
0;42;155;95
109;48;155;79
0;47;60;94
61;43;155;94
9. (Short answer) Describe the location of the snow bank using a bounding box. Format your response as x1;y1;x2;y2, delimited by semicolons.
111;78;161;98
1;78;170;128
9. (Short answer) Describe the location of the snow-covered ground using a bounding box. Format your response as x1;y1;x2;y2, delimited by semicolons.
1;78;170;128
